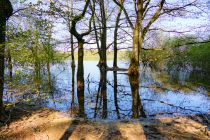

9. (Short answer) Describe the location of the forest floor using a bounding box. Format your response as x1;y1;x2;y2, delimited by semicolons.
0;103;209;140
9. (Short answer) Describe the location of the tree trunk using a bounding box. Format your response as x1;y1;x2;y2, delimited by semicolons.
8;48;12;81
129;72;146;118
32;32;41;84
128;1;143;76
77;40;85;117
98;68;107;119
113;1;123;68
0;17;6;119
71;63;75;105
0;0;13;120
33;48;41;83
70;34;75;68
128;25;141;76
70;0;75;69
113;71;120;119
129;71;140;118
91;2;101;61
47;61;52;91
70;34;75;102
98;0;107;69
69;0;91;118
138;92;146;118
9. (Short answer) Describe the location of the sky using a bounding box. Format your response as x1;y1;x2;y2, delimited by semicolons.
9;0;210;50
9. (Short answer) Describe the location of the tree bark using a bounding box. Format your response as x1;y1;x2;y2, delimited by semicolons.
128;0;142;76
8;48;12;81
123;0;165;76
0;0;13;120
129;72;146;118
71;62;75;105
113;0;123;68
0;17;6;120
70;34;75;68
91;0;101;57
69;0;75;69
128;25;141;76
69;0;91;118
47;61;52;91
100;68;107;119
129;71;140;118
98;0;107;69
77;40;85;117
113;71;120;119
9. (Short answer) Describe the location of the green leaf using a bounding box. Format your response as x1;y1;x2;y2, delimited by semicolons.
20;0;27;3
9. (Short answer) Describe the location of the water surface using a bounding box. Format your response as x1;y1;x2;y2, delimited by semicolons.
4;61;210;120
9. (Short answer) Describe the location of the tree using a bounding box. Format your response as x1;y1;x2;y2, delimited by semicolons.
5;1;57;96
98;0;107;69
90;0;108;69
49;0;75;68
113;0;124;68
69;0;92;117
0;0;13;120
113;0;198;75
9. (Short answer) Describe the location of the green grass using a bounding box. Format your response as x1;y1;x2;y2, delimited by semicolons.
56;50;130;61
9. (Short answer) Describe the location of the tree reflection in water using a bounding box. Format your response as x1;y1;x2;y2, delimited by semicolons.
69;64;78;117
94;68;107;119
113;71;120;119
4;61;210;119
129;71;146;118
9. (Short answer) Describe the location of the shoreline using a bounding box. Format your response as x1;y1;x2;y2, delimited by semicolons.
0;104;209;140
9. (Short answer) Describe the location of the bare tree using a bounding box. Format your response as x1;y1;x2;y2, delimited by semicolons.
113;0;198;75
113;0;124;68
90;0;108;69
69;0;92;117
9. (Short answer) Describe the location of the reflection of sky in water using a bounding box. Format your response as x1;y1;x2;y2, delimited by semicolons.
4;61;210;120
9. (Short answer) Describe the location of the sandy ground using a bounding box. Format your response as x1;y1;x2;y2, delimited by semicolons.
0;105;209;140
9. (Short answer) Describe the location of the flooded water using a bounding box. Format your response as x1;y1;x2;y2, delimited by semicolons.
4;61;210;120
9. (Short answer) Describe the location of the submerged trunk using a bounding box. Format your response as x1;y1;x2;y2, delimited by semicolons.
94;68;107;118
77;40;85;117
100;68;107;119
129;71;139;118
137;92;146;118
113;71;120;119
129;71;146;118
47;61;52;91
69;62;76;116
94;78;101;118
